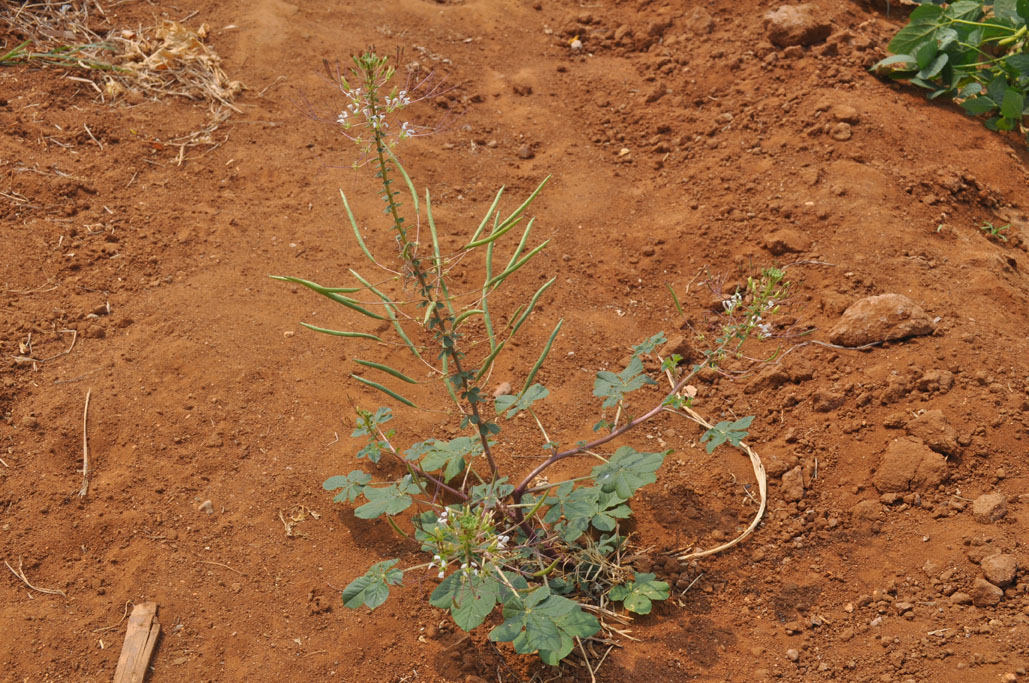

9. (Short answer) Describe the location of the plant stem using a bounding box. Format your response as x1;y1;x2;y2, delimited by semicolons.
362;61;500;480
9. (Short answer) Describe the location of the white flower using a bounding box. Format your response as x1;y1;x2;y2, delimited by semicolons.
336;110;349;125
758;323;773;338
399;121;413;138
438;570;445;579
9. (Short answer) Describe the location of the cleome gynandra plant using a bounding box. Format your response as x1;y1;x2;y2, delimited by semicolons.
274;51;787;666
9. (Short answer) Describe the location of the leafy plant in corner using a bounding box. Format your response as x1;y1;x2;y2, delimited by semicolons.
980;219;1010;240
275;52;782;667
873;0;1029;144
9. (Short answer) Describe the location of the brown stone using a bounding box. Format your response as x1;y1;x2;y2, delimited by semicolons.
970;577;1003;607
873;437;948;493
905;409;959;456
762;228;812;255
972;493;1008;523
781;466;805;502
764;5;832;47
828;294;935;347
981;554;1017;587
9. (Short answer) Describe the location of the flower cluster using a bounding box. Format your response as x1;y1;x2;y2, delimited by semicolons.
422;505;514;580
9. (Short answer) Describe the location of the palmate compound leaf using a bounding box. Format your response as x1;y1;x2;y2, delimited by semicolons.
631;331;666;358
429;568;503;631
593;356;656;409
590;446;669;499
700;415;755;454
341;559;404;610
353;476;419;519
489;586;601;665
494;383;549;418
608;572;670;615
543;483;633;542
323;470;372;503
406;436;481;480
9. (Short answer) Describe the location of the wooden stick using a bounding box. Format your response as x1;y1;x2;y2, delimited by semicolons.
113;602;160;683
79;389;91;498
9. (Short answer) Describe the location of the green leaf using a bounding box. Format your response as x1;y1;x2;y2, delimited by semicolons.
994;0;1021;22
489;586;600;665
591;446;668;498
592;356;657;409
430;570;502;631
914;39;937;70
608;572;670;615
495;383;549;418
1005;54;1029;77
873;53;917;74
887;4;944;55
354;483;414;519
700;415;755;453
469;478;515;506
417;436;480;480
352;407;393;437
1018;0;1029;21
943;0;983;22
961;95;998;115
323;470;372;503
987;74;1009;106
631;332;667;358
1001;87;1025;120
918;52;948;80
341;559;403;610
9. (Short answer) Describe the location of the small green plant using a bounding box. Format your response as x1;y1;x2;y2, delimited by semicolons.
873;0;1029;144
277;51;782;667
980;219;1011;240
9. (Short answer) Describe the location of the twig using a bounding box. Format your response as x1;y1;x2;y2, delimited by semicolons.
79;389;91;497
4;557;67;597
93;600;134;633
198;560;244;576
83;123;104;150
11;328;77;365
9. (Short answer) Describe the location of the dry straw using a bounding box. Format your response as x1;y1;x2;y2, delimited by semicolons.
1;1;243;108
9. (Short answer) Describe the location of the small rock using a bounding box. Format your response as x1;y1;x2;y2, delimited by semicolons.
198;500;214;515
830;104;861;124
492;382;513;398
516;144;534;159
683;7;714;34
811;389;844;413
762;228;812;255
851;499;884;522
873;437;948;493
830;122;852;141
916;369;955;393
970;577;1003;607
569;38;583;51
781;466;805;502
981;553;1017;587
21;415;39;429
764;4;832;47
905;409;959;456
786;648;801;662
828;293;934;347
949;591;972;605
894;601;914;614
972;492;1008;523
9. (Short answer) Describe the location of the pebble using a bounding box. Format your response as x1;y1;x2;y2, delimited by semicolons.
972;492;1007;523
516;144;534;159
492;382;512;398
970;577;1003;607
786;648;800;662
981;553;1017;587
198;500;214;515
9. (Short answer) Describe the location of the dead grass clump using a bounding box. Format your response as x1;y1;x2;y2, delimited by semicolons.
1;1;244;108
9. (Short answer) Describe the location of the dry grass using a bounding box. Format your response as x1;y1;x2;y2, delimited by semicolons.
1;1;244;108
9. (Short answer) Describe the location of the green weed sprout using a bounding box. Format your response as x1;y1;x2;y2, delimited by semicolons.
980;220;1010;241
275;51;783;667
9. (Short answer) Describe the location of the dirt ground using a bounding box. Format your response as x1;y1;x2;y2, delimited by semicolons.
2;0;1029;681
